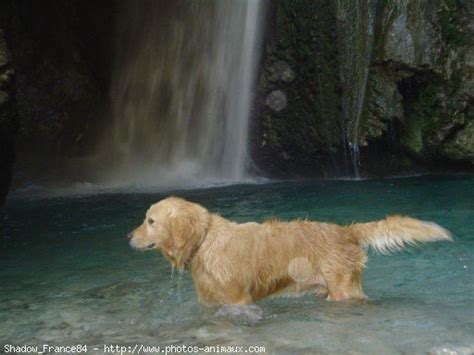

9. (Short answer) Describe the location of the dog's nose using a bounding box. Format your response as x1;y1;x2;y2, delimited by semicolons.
127;232;133;240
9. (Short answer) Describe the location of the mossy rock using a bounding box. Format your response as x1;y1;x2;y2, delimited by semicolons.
400;80;467;158
257;0;342;163
0;27;16;205
442;120;474;163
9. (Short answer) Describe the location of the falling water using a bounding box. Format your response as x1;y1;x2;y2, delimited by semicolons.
336;0;377;178
97;1;264;188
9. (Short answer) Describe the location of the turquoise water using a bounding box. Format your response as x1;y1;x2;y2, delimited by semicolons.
1;176;473;354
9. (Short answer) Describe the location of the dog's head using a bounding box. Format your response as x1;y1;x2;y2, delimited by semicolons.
128;197;211;271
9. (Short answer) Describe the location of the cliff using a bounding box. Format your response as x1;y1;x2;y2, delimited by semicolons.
254;0;474;177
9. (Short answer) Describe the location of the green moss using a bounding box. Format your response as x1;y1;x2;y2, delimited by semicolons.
401;78;466;158
443;119;474;161
259;0;342;159
401;123;424;154
438;0;469;49
400;83;437;155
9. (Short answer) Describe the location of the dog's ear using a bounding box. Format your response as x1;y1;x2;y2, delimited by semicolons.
169;203;210;270
170;215;194;251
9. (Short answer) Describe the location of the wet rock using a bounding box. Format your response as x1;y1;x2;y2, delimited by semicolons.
0;27;16;205
459;46;474;96
442;120;474;164
362;67;404;144
266;90;287;112
399;79;468;160
377;1;442;70
253;0;343;177
255;0;474;176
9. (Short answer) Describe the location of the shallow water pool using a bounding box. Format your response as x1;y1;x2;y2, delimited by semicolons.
1;176;473;354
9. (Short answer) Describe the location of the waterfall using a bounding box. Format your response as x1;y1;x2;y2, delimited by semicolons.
336;0;377;177
97;0;264;188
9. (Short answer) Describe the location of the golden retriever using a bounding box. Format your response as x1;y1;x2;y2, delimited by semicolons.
128;197;452;305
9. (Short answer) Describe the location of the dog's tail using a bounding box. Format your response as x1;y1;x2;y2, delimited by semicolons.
348;215;452;254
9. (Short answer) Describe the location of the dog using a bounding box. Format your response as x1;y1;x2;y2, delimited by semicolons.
128;197;452;305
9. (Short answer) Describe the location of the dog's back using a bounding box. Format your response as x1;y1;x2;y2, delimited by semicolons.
191;214;451;304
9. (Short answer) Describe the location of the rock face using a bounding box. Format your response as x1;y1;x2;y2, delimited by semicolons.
0;0;116;200
254;0;474;176
0;7;17;205
443;120;474;161
253;0;343;176
376;0;474;165
0;35;15;205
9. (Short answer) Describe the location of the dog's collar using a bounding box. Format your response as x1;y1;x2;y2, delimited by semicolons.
186;240;203;266
185;216;212;267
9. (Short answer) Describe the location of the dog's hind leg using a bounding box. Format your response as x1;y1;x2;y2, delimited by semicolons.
231;293;254;305
221;287;255;305
314;285;329;299
324;269;367;301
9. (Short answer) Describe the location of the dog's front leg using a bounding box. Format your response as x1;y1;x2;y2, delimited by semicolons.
227;293;254;305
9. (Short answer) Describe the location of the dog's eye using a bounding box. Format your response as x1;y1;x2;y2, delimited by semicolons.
148;218;155;225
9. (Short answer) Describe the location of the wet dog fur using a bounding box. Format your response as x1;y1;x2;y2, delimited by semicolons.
128;197;452;305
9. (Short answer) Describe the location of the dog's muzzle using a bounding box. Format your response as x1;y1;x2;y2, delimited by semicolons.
128;233;156;250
